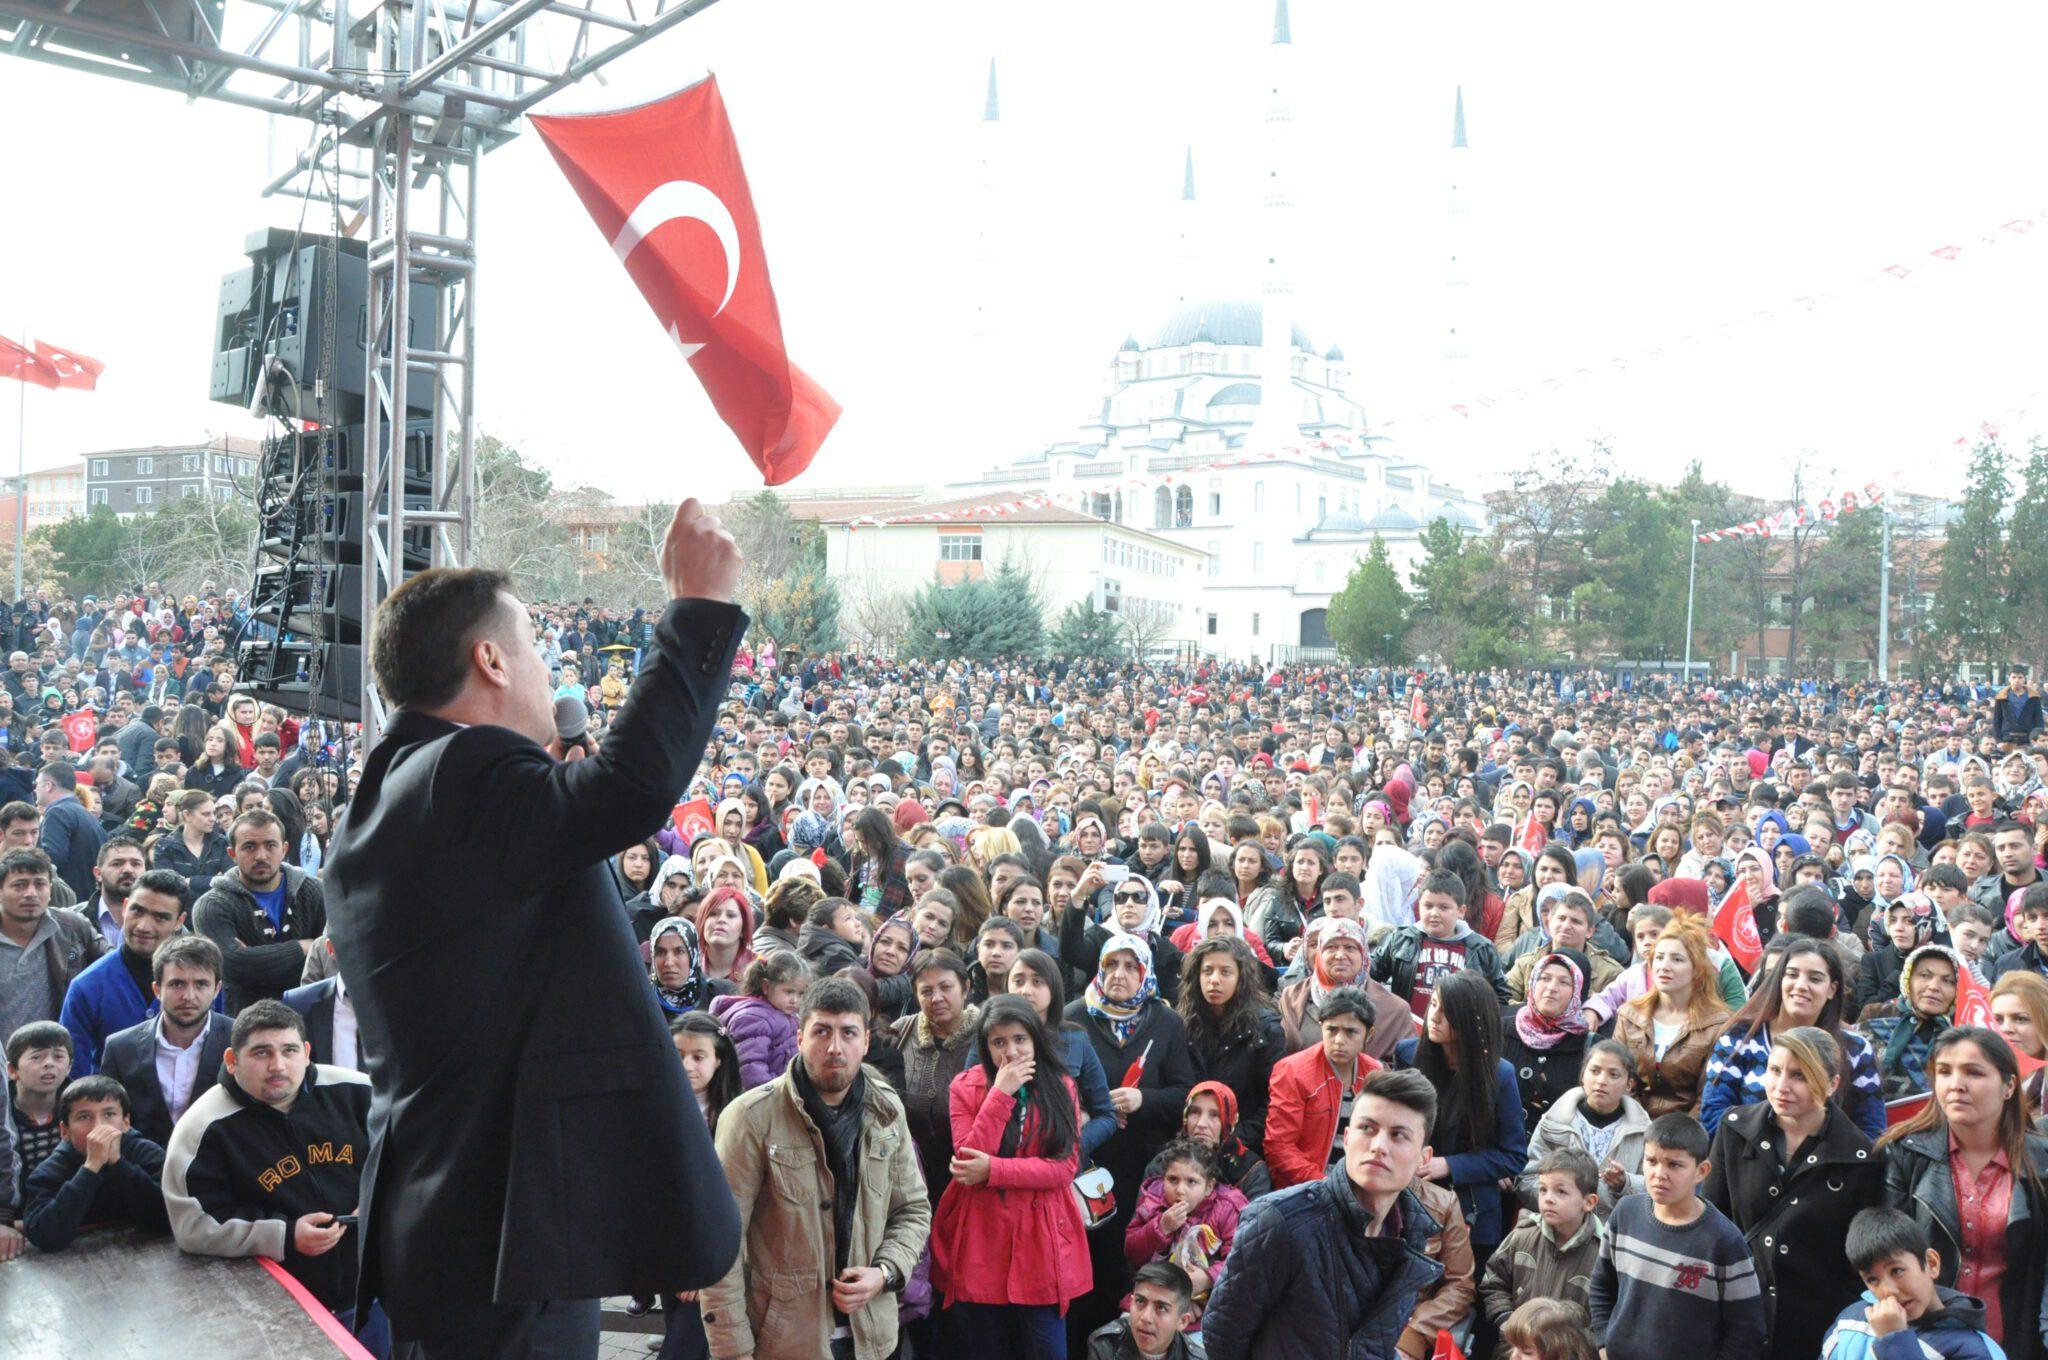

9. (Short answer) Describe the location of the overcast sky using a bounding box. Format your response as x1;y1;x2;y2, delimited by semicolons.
2;0;2044;509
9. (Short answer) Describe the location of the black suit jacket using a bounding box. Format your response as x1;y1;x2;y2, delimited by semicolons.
284;977;339;1065
99;1012;232;1147
325;598;745;1327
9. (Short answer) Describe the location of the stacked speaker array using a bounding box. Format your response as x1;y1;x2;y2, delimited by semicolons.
213;229;439;720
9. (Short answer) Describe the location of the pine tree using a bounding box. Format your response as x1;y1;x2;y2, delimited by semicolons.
2006;439;2048;671
1930;437;2012;672
1049;597;1124;657
1326;536;1410;664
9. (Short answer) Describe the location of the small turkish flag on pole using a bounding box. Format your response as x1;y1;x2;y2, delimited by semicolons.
1712;879;1763;972
530;75;840;485
30;340;105;390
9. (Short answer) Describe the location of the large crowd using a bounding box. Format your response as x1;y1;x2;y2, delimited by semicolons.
4;582;2048;1360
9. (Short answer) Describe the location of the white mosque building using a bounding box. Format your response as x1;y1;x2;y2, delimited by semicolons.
945;0;1491;658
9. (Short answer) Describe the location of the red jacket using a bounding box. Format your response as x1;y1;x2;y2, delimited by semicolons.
930;1066;1091;1309
1264;1043;1382;1190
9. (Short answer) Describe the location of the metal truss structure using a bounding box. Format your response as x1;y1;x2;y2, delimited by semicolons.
1;0;724;743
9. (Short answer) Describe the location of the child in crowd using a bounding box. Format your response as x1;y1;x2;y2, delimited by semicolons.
1988;885;2048;982
1946;903;1997;984
1588;1113;1766;1360
1371;870;1508;1017
1501;1298;1602;1360
707;950;811;1090
7;1021;74;1205
21;1075;170;1252
1518;1040;1649;1220
1124;1137;1245;1323
1820;1208;2004;1360
1863;945;1962;1099
1086;1261;1201;1360
1485;1149;1605;1349
657;1013;742;1358
1854;899;1928;1022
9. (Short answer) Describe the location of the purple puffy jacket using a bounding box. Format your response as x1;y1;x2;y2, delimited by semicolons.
708;992;798;1090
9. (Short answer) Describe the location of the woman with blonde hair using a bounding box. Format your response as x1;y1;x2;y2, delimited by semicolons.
967;824;1021;874
1609;920;1732;1117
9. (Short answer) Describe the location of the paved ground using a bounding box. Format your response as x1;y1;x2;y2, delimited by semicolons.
597;1297;665;1360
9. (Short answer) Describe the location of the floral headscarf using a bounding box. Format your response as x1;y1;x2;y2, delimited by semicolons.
1514;951;1589;1051
1307;917;1370;1007
1085;933;1156;1047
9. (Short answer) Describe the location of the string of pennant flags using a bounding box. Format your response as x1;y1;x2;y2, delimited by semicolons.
1693;482;1885;542
845;201;2048;531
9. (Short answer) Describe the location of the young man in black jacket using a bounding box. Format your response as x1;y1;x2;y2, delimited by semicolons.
22;1074;171;1251
191;810;325;1014
162;999;381;1353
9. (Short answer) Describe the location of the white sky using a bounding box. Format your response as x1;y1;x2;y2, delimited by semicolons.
2;0;2045;508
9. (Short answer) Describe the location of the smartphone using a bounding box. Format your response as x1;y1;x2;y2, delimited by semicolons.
331;1214;359;1229
1099;864;1130;885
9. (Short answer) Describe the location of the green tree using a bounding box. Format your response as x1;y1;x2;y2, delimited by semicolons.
983;556;1045;656
1801;505;1884;669
37;505;132;597
1327;535;1409;665
1931;437;2012;672
2007;439;2048;671
722;490;838;652
1050;597;1124;657
1405;518;1524;668
1579;477;1688;660
901;560;1044;662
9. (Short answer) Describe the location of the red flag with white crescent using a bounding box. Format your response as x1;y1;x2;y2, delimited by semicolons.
1514;814;1547;854
1954;964;1994;1029
1712;879;1763;971
0;335;59;390
31;339;105;390
530;75;840;485
671;797;715;845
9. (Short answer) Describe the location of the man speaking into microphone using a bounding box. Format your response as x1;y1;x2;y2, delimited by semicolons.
325;499;746;1359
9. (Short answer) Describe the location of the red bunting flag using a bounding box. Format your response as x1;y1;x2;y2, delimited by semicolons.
1712;879;1764;972
530;75;839;485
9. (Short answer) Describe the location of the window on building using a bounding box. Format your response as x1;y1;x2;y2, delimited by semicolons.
1104;579;1122;613
182;455;200;473
90;459;109;478
1153;485;1171;530
1252;613;1261;636
1206;541;1221;577
214;485;231;502
1208;478;1222;517
182;484;200;498
938;534;983;562
1173;485;1193;528
136;457;153;475
89;487;108;507
1253;481;1265;512
1206;613;1218;636
135;485;154;506
1252;543;1264;573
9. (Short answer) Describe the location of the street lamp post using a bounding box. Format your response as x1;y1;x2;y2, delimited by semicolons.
1683;519;1700;676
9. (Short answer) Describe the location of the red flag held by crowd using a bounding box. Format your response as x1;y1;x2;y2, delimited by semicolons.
1514;813;1548;854
1954;964;1994;1029
1432;1329;1468;1360
1712;879;1763;972
530;75;840;485
671;797;716;845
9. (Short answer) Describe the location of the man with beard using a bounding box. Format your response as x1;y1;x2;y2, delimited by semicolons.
100;932;233;1145
194;808;325;1014
701;977;930;1360
68;834;146;949
57;865;190;1073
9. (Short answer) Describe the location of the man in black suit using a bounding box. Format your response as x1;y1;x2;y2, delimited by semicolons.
284;974;363;1073
36;764;104;903
325;499;746;1360
99;934;232;1146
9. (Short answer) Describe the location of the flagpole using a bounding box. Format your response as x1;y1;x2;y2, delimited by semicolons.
13;352;24;603
1683;519;1699;676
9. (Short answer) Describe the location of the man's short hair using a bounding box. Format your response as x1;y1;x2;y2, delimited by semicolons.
1780;886;1837;940
1130;1260;1194;1310
0;801;37;831
152;933;221;984
253;733;281;752
1921;864;1971;895
6;1019;72;1066
1322;871;1362;898
38;763;75;791
58;1074;130;1123
1316;986;1376;1031
154;736;182;754
1535;1147;1600;1197
369;566;516;711
797;976;870;1026
230;998;307;1051
1645;1111;1711;1162
0;847;53;884
1355;1066;1437;1132
133;869;190;912
97;833;146;867
1846;1206;1932;1273
228;808;285;846
975;915;1027;947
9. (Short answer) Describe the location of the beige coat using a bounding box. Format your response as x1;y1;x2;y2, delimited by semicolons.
701;1067;931;1360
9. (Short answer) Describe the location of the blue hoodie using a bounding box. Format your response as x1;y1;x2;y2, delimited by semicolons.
1821;1287;2007;1360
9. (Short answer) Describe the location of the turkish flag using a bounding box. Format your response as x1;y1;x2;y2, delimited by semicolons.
1712;879;1764;972
1515;813;1548;854
530;76;839;485
32;340;105;390
1431;1329;1468;1360
0;336;59;390
1954;964;1995;1029
671;797;715;845
61;709;98;753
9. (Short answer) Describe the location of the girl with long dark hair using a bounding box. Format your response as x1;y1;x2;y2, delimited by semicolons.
658;1012;741;1360
1880;1027;2048;1360
1395;968;1528;1266
1176;936;1286;1154
1004;948;1116;1161
931;997;1092;1357
849;805;913;918
1699;937;1886;1138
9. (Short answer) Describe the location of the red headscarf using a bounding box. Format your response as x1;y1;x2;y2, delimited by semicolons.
1647;877;1712;917
1185;1079;1247;1159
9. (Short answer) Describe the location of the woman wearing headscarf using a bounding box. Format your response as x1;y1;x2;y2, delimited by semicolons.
859;914;919;1027
1276;917;1394;1057
646;916;730;1019
1501;948;1592;1126
627;854;693;942
1731;845;1783;948
1168;897;1275;967
1863;942;1964;1099
1492;844;1578;953
1063;932;1198;1343
1058;872;1184;1006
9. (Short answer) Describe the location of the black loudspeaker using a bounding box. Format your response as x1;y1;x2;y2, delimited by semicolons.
236;639;363;723
248;562;365;642
257;487;433;570
261;424;433;494
211;229;439;421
